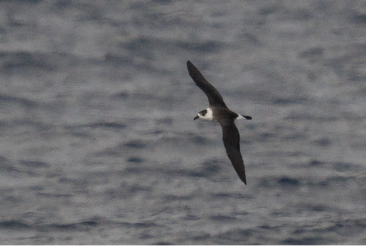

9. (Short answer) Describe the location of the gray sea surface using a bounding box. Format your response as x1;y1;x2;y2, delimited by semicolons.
0;0;366;244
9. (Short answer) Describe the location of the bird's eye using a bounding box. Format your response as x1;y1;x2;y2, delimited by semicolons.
201;110;207;116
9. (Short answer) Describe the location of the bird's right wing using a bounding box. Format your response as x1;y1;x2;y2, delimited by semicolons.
187;61;227;108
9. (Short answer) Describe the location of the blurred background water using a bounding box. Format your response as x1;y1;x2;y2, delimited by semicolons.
0;0;366;244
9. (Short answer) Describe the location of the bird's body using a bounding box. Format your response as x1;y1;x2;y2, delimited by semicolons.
187;60;252;185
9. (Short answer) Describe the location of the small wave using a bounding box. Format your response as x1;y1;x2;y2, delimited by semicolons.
19;160;50;168
0;94;38;108
0;220;31;230
259;176;301;188
149;242;174;246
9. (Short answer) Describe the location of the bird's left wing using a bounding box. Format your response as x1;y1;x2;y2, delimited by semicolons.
219;120;247;184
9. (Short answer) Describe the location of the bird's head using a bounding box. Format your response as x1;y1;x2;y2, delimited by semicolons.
194;108;214;121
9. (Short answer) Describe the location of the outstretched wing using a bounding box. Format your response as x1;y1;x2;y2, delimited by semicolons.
187;61;227;108
219;120;247;184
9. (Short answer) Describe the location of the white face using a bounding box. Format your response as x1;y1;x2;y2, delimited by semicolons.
195;108;214;121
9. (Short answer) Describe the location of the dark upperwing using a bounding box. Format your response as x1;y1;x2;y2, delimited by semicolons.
187;61;227;108
219;119;247;184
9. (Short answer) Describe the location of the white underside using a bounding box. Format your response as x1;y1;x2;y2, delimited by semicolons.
197;108;245;121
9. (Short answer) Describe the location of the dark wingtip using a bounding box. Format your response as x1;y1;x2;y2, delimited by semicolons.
240;171;247;184
187;60;194;70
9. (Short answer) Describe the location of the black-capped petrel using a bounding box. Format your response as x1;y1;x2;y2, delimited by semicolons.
187;60;252;185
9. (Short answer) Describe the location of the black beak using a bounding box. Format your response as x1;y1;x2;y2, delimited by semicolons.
194;115;199;120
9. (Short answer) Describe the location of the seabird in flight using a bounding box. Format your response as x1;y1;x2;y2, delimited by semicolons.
187;60;252;184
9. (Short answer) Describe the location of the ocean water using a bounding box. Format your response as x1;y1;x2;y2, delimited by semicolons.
0;0;366;244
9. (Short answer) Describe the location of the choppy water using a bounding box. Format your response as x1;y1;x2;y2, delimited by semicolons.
0;0;366;244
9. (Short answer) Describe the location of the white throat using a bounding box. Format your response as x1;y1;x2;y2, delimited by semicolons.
235;114;245;120
199;108;214;121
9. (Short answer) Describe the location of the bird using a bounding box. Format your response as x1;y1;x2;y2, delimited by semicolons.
187;60;252;185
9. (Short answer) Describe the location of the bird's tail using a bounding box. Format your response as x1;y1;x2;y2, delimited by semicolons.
237;114;252;120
